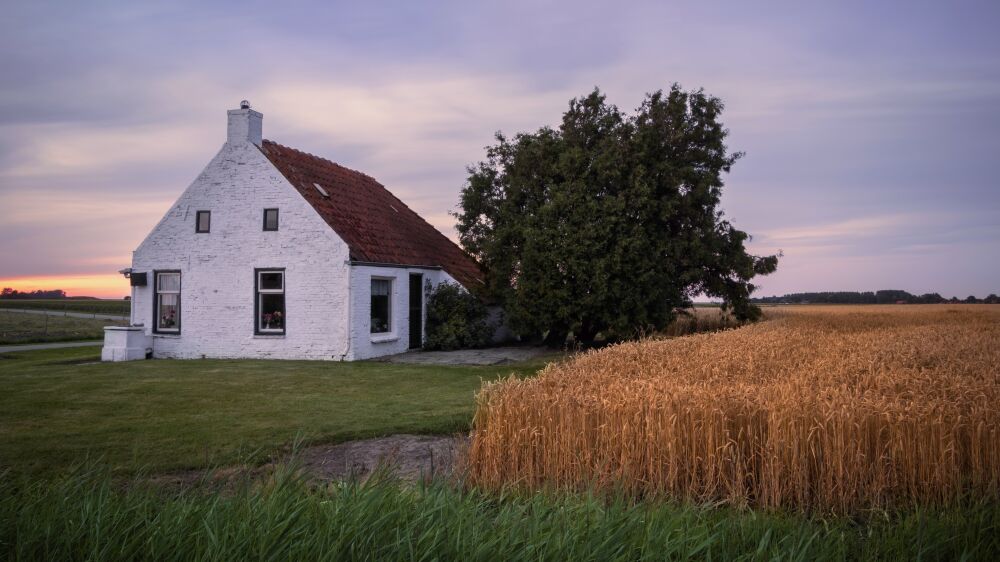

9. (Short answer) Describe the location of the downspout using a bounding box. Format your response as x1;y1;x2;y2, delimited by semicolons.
339;260;352;361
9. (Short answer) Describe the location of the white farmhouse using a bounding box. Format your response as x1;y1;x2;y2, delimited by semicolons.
102;102;483;361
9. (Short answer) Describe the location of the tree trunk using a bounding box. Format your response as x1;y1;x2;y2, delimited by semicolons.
542;326;569;348
575;319;602;349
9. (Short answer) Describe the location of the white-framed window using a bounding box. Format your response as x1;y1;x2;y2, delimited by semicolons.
370;277;392;334
256;269;285;334
154;271;181;333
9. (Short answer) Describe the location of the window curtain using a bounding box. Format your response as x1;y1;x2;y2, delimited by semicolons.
371;279;391;296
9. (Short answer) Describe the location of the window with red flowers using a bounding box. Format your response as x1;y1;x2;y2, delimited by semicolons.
255;269;285;334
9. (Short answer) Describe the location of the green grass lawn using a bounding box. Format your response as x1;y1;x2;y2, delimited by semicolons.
2;346;996;560
0;310;125;344
0;346;555;476
0;299;130;316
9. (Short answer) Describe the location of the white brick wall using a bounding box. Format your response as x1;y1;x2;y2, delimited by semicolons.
347;265;457;360
130;136;352;360
120;107;472;362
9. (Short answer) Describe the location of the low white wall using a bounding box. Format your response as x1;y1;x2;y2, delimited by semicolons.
101;326;152;362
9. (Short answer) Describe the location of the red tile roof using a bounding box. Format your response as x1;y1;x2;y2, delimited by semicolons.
259;140;484;289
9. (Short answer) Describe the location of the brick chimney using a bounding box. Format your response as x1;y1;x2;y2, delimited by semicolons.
227;100;262;146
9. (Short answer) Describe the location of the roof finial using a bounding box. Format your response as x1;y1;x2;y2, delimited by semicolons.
240;100;251;110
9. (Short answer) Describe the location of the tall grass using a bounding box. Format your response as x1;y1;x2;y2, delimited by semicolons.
467;305;1000;513
2;465;998;560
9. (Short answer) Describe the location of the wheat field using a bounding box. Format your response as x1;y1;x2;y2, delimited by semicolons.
466;305;1000;513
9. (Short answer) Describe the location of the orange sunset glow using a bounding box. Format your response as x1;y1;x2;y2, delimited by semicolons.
0;274;130;299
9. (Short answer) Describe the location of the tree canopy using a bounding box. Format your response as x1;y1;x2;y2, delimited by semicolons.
455;85;778;346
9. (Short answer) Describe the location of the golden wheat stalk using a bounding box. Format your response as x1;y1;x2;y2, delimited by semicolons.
465;305;1000;513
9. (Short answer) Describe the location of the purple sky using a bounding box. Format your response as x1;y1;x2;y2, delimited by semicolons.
1;0;998;298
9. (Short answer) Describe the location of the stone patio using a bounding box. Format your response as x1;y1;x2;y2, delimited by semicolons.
377;346;554;366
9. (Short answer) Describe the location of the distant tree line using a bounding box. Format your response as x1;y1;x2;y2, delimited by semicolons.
0;288;67;300
751;290;999;305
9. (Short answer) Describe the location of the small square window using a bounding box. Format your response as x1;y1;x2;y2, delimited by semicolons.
196;211;211;233
263;208;279;231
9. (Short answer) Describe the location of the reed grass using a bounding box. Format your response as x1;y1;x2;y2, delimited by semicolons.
467;305;1000;513
2;464;997;560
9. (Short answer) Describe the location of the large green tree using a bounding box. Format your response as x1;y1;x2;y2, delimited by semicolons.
456;85;778;346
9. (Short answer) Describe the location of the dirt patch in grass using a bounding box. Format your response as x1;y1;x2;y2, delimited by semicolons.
148;434;467;491
295;434;465;481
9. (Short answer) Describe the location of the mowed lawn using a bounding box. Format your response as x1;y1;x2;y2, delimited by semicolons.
0;346;554;476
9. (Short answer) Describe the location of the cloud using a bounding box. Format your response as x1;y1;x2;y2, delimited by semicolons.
752;211;1000;253
746;211;1000;296
1;0;999;299
0;189;171;279
754;215;916;251
0;122;211;179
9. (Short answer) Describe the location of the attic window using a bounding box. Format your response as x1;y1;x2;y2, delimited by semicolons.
195;211;211;233
313;183;329;197
263;208;279;231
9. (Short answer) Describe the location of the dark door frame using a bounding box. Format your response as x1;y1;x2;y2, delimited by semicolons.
408;273;424;349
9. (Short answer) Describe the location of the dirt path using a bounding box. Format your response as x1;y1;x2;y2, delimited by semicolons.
150;434;467;489
295;434;465;481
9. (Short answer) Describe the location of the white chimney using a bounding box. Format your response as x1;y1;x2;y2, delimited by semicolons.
227;100;262;146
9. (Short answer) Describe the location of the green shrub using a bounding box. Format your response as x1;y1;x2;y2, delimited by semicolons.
424;283;494;350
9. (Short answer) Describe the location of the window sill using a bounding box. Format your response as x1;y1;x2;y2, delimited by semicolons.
254;334;286;339
152;333;181;339
370;334;398;344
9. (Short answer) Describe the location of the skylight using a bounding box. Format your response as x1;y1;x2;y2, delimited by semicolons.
313;182;329;197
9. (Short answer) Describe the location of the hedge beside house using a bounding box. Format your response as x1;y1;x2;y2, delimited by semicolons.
424;283;494;350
